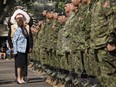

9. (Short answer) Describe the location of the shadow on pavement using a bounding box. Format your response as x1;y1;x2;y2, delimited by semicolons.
28;77;45;83
0;80;13;85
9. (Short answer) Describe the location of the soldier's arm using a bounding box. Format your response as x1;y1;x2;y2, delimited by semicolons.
107;33;116;51
106;5;116;51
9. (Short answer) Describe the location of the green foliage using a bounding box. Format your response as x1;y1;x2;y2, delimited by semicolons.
55;0;65;9
58;1;65;9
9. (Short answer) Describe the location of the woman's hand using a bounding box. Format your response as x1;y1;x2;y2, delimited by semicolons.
11;48;14;53
29;48;32;53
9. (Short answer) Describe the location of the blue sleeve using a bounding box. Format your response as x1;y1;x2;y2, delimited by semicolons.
13;27;21;54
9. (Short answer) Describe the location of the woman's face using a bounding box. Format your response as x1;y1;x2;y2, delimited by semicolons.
23;21;27;27
15;14;25;22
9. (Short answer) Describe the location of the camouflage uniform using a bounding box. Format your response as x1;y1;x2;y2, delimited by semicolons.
39;23;48;66
57;12;75;70
69;11;80;73
77;3;92;75
56;23;65;70
30;31;38;61
70;3;92;73
45;19;59;67
90;0;116;86
41;21;50;66
46;21;53;66
36;25;45;64
50;20;60;67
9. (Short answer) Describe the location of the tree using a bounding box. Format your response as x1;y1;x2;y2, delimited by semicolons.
0;0;15;24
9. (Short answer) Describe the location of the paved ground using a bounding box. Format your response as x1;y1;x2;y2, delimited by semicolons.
0;59;52;87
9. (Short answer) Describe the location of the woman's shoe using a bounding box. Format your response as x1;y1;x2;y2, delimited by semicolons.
16;80;23;84
21;79;28;84
22;81;27;84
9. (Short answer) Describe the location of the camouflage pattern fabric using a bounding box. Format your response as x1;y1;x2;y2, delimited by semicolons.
90;0;116;86
57;12;75;70
29;0;116;86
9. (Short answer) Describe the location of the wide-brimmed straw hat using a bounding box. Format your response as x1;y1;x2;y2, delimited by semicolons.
10;9;30;24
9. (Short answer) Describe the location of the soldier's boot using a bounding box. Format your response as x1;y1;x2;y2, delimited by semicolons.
46;69;52;77
52;79;56;86
46;76;52;84
54;84;65;87
59;74;66;85
52;80;57;86
53;78;65;87
55;72;61;85
72;78;79;87
51;72;58;86
51;72;57;81
38;63;42;70
64;75;73;87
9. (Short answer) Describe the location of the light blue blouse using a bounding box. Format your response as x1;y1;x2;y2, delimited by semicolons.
13;27;27;54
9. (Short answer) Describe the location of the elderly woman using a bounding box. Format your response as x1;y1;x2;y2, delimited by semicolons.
13;18;30;84
7;8;33;83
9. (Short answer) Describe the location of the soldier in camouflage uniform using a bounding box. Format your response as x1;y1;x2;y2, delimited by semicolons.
90;0;116;86
45;9;68;85
49;8;62;68
58;0;78;71
37;9;52;68
70;0;91;73
39;7;51;67
30;14;45;69
36;15;45;64
44;9;61;80
46;9;54;67
31;26;39;62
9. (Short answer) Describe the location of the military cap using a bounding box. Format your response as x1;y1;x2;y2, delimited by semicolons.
54;8;62;13
38;14;45;21
65;0;72;4
48;8;54;12
58;10;67;16
43;6;51;11
44;6;53;13
52;8;57;12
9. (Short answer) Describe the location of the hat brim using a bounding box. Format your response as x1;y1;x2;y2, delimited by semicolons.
10;9;30;24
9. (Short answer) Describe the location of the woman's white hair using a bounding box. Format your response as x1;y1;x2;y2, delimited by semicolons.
10;9;30;24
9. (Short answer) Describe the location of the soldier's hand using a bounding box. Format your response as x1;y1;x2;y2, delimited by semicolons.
29;48;32;53
107;43;116;51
